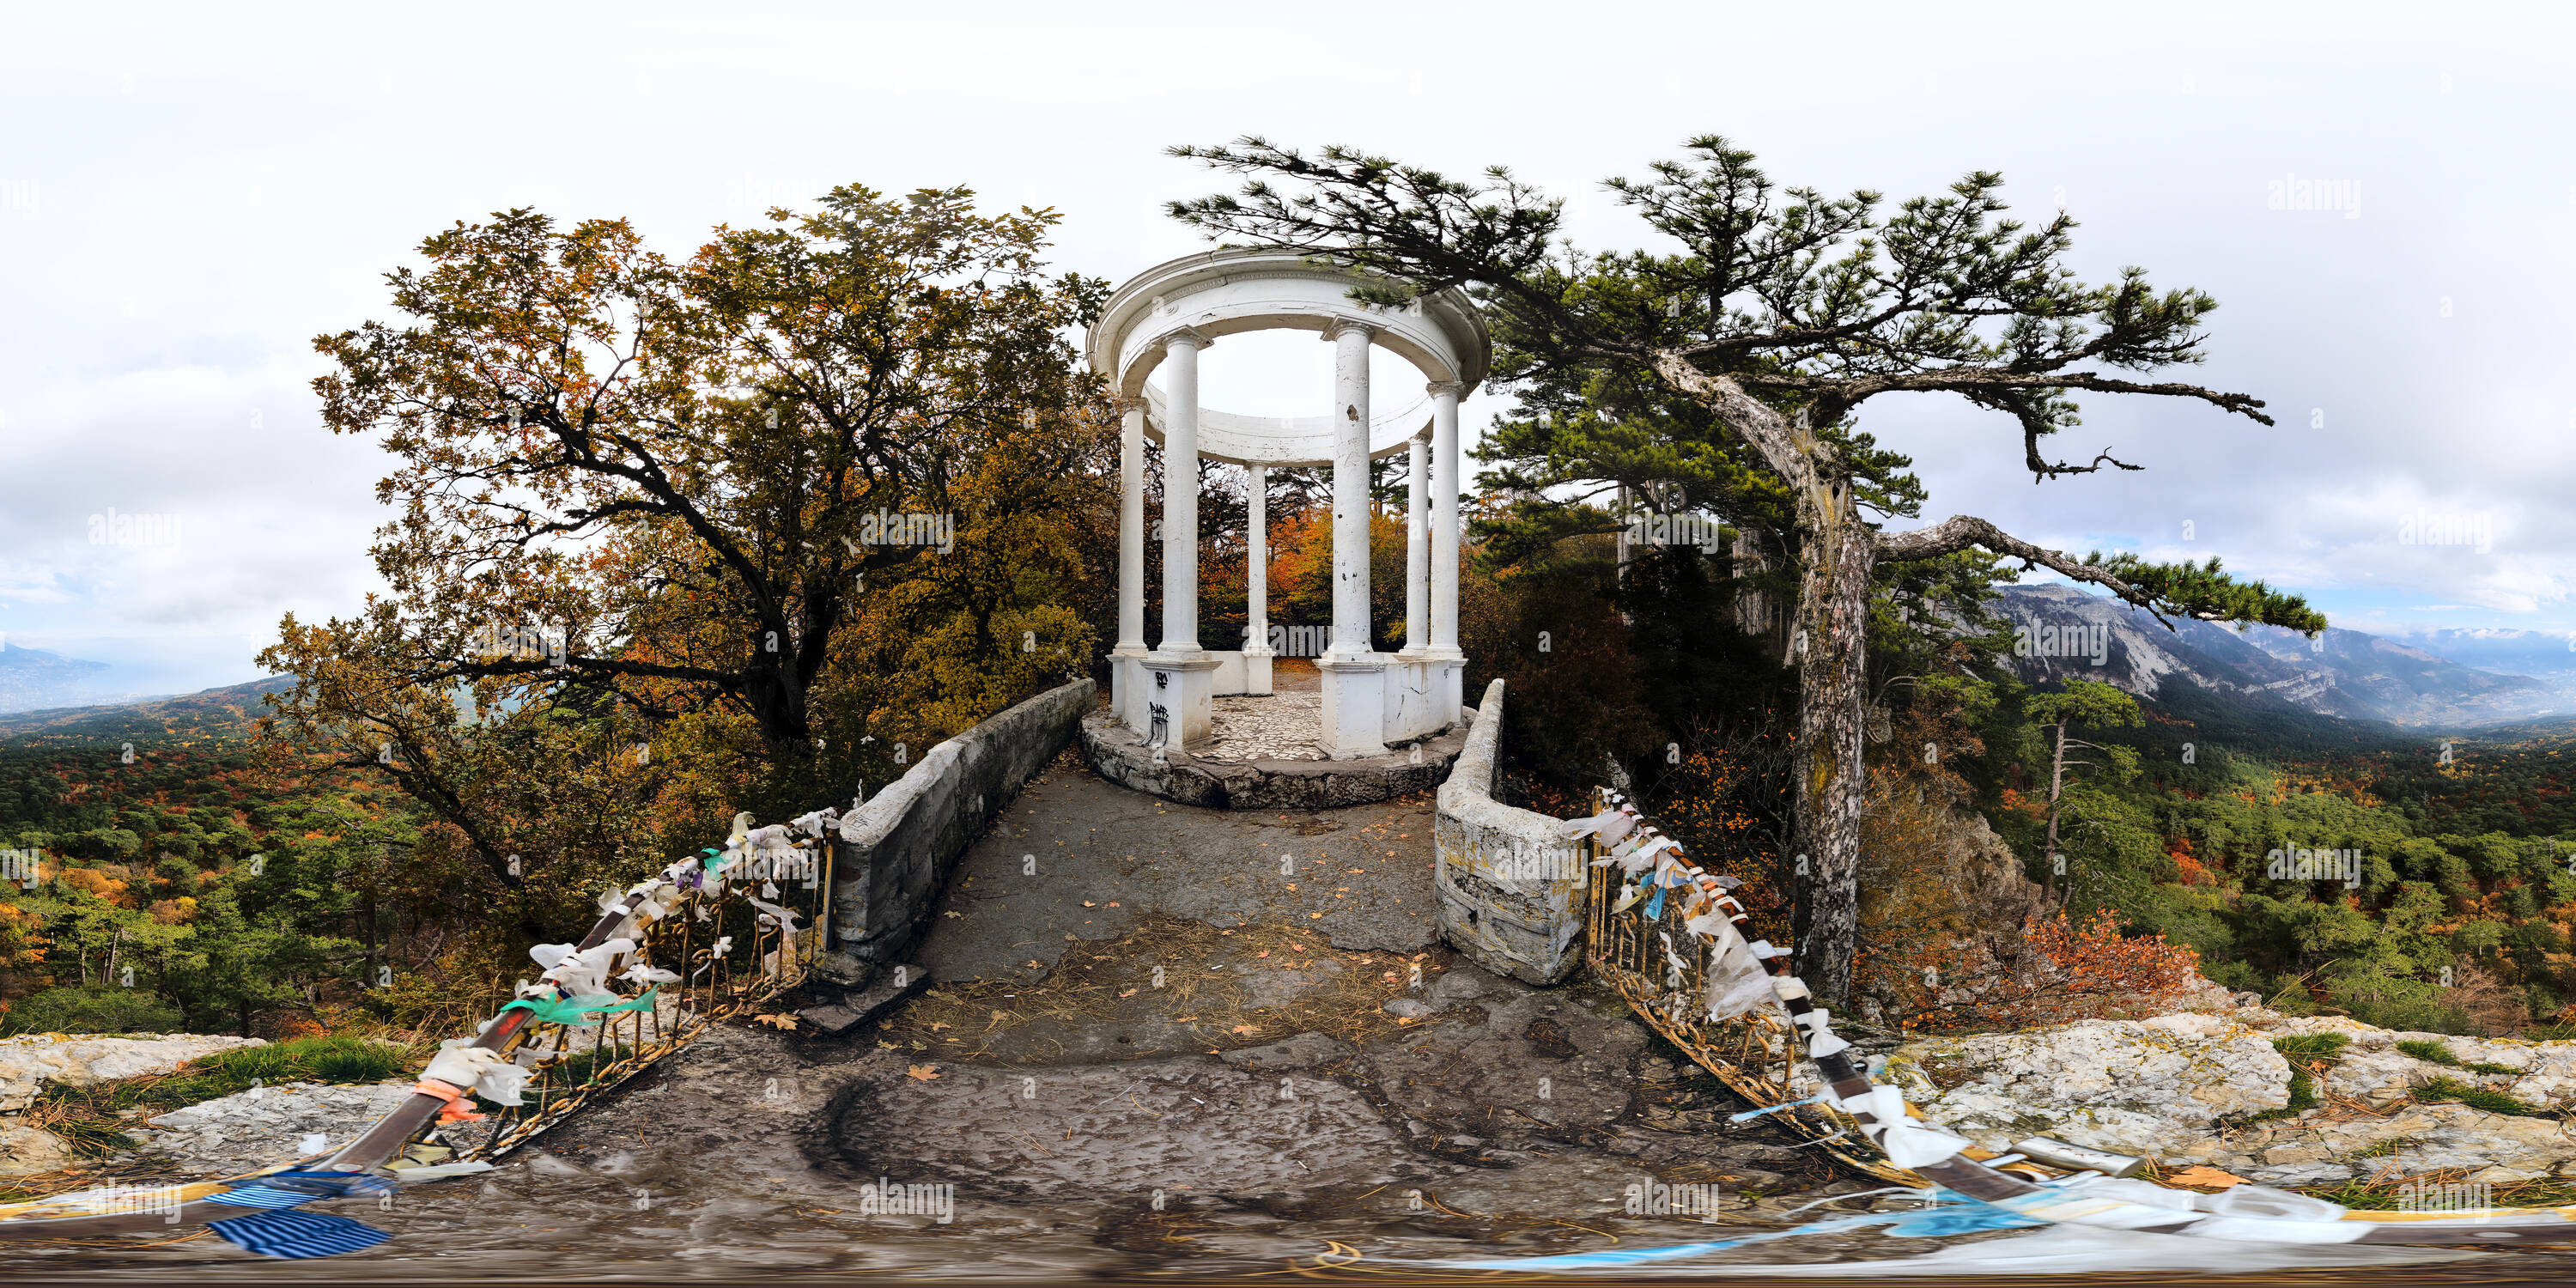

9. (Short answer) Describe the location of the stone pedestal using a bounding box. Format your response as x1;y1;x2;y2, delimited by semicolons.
1241;642;1275;696
1141;650;1220;749
1109;644;1151;730
1317;651;1388;759
1423;648;1467;725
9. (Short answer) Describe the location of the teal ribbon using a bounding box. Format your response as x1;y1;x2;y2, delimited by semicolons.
501;987;659;1025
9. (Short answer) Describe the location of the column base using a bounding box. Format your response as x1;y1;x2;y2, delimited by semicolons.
1109;644;1151;732
1419;647;1467;726
1141;649;1221;748
1241;643;1275;696
1316;651;1389;759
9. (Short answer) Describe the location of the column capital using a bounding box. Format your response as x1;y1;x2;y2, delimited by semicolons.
1158;325;1214;351
1320;316;1377;343
1424;380;1467;398
1113;395;1148;416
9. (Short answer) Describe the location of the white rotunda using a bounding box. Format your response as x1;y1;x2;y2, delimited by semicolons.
1089;247;1487;759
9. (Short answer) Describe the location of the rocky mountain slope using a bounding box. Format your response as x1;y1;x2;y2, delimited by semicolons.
1994;585;2566;729
0;674;294;744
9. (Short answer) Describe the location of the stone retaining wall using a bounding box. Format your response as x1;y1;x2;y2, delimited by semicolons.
1433;678;1583;985
1078;708;1467;810
815;678;1094;986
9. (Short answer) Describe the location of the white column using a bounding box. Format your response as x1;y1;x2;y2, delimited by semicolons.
1144;331;1219;749
1401;433;1429;654
1325;319;1374;660
1428;381;1464;652
1317;318;1387;757
1425;380;1467;726
1112;398;1150;731
1159;333;1205;654
1242;462;1274;695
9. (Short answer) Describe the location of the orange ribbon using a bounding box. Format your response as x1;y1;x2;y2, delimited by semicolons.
414;1077;487;1123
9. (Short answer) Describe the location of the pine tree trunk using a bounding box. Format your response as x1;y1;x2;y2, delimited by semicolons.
1643;355;1876;1005
1791;501;1876;1009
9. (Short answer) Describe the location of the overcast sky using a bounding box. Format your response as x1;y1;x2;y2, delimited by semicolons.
3;2;2572;694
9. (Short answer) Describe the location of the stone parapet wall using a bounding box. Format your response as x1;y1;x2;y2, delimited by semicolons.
1433;678;1583;985
816;678;1094;985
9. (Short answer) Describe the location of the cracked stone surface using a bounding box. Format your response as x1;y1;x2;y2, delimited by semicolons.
1197;690;1326;762
131;1080;420;1178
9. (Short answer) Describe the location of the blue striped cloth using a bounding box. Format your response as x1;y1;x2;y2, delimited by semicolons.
210;1208;392;1259
209;1185;325;1211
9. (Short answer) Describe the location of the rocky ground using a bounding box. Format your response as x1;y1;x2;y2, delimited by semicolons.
267;753;1868;1273
124;1081;421;1177
18;755;2576;1277
0;1033;268;1176
1892;1006;2576;1188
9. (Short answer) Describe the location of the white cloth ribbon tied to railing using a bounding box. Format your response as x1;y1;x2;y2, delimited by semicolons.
1558;804;1638;844
529;938;635;998
419;1042;536;1108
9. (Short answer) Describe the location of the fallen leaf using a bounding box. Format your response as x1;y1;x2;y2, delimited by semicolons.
1309;913;1323;920
927;1021;951;1032
752;1012;798;1030
942;910;963;919
1107;902;1121;908
2163;1165;2246;1188
1176;1015;1199;1022
907;1064;941;1081
1118;988;1137;998
1230;1024;1260;1036
1082;901;1097;908
1255;951;1271;958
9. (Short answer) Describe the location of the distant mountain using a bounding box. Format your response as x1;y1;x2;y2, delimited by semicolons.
1992;585;2567;730
2385;627;2576;687
0;642;125;713
0;674;296;744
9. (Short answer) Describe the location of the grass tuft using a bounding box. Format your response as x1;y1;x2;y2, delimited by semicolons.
2409;1076;2558;1118
2394;1038;2518;1075
2250;1032;2350;1121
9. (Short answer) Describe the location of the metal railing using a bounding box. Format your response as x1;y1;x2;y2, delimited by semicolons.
446;831;835;1160
1577;787;1911;1185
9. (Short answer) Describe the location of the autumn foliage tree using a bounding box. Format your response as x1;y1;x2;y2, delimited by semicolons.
262;185;1114;906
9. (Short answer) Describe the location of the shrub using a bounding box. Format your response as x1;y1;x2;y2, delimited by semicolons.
0;986;184;1036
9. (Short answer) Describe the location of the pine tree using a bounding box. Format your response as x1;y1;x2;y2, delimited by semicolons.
1170;136;2325;1005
